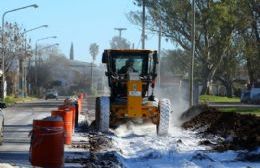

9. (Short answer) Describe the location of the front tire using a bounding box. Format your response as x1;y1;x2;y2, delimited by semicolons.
157;99;171;136
96;97;110;133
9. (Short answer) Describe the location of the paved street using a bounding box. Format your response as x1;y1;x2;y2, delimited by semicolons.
0;98;87;167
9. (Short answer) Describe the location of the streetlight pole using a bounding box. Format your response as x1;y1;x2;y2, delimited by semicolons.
21;25;48;97
37;43;59;63
1;4;38;101
34;37;57;96
35;36;57;67
22;25;48;35
38;43;59;51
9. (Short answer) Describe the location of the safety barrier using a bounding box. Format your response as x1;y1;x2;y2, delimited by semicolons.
52;109;73;145
29;118;64;168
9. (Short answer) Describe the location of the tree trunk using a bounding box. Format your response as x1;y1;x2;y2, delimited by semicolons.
246;57;256;84
200;65;219;95
201;78;209;95
225;83;233;98
216;76;233;98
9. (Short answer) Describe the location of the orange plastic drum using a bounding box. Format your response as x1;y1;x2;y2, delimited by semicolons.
30;119;64;168
78;93;84;99
74;102;79;127
58;105;75;133
51;109;73;145
77;99;82;113
68;106;76;133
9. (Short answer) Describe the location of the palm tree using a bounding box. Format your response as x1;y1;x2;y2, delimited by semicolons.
89;43;99;62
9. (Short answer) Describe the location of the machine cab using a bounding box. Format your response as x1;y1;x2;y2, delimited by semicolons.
102;49;158;99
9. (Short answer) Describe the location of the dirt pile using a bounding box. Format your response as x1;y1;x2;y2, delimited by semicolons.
68;121;121;167
82;132;121;168
182;105;260;151
84;152;121;168
88;132;113;152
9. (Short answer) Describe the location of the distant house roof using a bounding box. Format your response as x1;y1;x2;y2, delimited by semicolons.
68;60;91;68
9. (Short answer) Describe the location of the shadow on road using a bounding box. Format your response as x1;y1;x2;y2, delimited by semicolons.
0;151;30;165
4;124;32;128
15;102;64;108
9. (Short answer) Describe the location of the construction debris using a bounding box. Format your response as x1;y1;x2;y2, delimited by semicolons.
182;105;260;151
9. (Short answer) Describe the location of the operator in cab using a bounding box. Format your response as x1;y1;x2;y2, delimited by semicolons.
118;58;137;74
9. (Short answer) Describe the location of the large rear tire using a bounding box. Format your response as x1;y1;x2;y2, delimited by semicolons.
157;99;171;136
95;97;110;133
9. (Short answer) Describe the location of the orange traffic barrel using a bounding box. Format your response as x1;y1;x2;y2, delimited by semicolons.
74;102;79;127
77;98;82;113
68;106;76;133
29;117;64;168
78;93;84;99
51;109;73;145
58;105;75;133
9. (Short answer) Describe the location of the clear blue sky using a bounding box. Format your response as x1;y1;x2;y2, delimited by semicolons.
0;0;172;62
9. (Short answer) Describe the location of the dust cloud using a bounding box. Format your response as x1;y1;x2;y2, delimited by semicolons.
155;85;190;127
112;85;190;136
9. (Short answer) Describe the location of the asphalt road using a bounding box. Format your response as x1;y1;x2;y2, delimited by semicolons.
0;98;66;166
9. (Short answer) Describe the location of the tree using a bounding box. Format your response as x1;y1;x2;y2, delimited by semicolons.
130;0;241;94
110;36;131;49
161;49;190;76
236;0;260;85
89;43;99;62
0;22;30;95
0;22;28;73
69;42;74;60
27;45;70;95
214;35;242;97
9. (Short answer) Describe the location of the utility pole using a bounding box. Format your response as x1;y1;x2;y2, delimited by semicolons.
19;41;27;97
189;0;196;107
141;0;146;49
157;2;162;88
88;63;96;92
157;21;162;88
132;43;135;49
114;28;127;39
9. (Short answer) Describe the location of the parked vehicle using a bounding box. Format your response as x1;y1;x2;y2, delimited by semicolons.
45;90;58;100
240;88;260;104
240;91;251;103
0;102;7;145
252;93;260;104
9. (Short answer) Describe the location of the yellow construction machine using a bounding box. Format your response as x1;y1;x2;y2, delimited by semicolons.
95;49;172;135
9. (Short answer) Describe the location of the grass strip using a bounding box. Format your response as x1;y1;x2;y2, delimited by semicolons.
218;107;260;116
200;95;240;103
